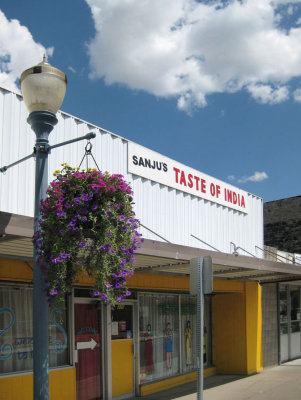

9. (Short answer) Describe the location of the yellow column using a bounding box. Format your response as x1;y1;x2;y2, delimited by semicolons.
212;292;247;374
245;282;263;374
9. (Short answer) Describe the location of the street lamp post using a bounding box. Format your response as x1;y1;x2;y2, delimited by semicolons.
20;57;67;400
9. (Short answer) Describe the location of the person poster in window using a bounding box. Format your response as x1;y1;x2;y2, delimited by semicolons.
144;324;154;374
185;320;192;365
165;322;172;369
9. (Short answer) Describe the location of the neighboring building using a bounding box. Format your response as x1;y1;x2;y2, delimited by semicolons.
1;85;301;400
264;196;301;254
262;197;301;367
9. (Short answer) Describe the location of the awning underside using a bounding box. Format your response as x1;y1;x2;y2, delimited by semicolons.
1;234;301;284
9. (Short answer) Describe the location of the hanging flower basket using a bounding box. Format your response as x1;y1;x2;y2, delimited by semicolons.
33;164;143;306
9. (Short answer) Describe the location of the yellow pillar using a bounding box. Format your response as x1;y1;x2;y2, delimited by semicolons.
245;282;263;374
212;280;263;375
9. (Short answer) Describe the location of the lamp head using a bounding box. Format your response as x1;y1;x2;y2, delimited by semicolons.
20;55;67;115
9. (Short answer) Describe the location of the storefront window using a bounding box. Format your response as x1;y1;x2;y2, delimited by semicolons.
139;293;180;383
181;296;197;372
111;304;133;340
0;286;69;374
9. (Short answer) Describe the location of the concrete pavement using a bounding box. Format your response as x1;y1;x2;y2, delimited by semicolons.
136;358;301;400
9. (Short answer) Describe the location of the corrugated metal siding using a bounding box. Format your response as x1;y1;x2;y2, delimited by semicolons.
0;87;264;255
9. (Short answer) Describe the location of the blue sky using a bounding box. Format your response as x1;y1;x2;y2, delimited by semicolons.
0;0;301;203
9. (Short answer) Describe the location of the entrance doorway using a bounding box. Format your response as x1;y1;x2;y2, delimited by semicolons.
279;284;301;362
111;303;136;398
74;302;102;400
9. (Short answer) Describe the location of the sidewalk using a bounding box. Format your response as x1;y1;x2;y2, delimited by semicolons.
136;358;301;400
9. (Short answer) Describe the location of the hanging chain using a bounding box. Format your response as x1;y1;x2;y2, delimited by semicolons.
78;139;101;172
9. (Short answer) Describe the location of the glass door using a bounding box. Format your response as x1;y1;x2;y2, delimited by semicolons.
279;284;301;362
290;286;301;359
74;302;102;400
280;286;289;362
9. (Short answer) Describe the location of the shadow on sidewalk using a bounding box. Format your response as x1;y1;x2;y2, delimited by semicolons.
134;374;247;400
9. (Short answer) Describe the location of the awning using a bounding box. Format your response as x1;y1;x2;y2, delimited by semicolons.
1;211;301;284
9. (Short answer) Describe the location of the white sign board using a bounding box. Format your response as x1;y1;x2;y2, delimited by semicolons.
128;142;248;213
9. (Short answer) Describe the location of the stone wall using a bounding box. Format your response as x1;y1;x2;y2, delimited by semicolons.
264;196;301;254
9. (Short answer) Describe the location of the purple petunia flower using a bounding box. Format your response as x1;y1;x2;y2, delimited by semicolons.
64;202;71;208
93;291;100;296
115;283;121;289
105;282;111;288
92;204;98;211
126;291;131;296
69;221;76;227
101;293;108;301
74;197;81;205
82;216;87;222
61;253;68;259
50;289;58;296
107;231;112;236
119;215;126;221
59;229;65;235
110;250;115;254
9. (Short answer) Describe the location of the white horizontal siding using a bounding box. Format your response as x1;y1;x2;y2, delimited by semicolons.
0;87;264;256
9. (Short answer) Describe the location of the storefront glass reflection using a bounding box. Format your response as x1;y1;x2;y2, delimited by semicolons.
0;286;69;374
138;293;211;384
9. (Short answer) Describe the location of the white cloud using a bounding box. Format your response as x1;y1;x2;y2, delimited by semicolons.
68;66;77;73
287;5;294;15
227;175;235;181
85;0;301;112
238;171;268;183
247;83;289;104
0;10;51;92
293;87;301;102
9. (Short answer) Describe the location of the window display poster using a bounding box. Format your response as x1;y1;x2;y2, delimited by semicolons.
112;322;118;336
118;321;126;332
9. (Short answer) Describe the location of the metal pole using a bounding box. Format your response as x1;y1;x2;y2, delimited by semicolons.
28;110;58;400
197;261;204;400
190;256;212;400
